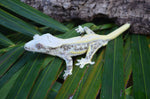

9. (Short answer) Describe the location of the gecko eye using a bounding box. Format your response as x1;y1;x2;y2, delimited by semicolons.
36;43;43;49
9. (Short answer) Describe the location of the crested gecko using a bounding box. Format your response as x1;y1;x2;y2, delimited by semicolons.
24;23;130;79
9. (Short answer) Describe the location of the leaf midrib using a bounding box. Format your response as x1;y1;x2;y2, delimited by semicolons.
112;39;116;99
15;55;39;99
0;47;20;66
138;36;147;99
61;67;81;99
0;11;37;35
31;58;55;99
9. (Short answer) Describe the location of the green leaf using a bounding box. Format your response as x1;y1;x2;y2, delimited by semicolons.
0;47;24;76
131;35;150;99
0;52;33;89
0;0;69;32
55;63;89;99
71;54;98;99
100;36;124;99
90;23;115;31
125;86;133;99
0;32;14;47
6;54;45;99
77;50;104;99
47;82;62;99
0;44;24;54
125;95;134;99
0;9;40;37
0;67;23;99
124;37;132;87
28;57;63;99
72;68;91;99
125;86;133;96
99;24;115;30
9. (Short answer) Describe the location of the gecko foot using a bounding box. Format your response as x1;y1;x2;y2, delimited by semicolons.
63;70;72;80
75;25;85;34
75;58;95;68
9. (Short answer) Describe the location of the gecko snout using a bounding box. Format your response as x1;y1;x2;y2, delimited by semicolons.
24;43;31;51
24;43;36;51
24;45;29;50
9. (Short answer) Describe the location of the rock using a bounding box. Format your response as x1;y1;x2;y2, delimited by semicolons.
21;0;150;35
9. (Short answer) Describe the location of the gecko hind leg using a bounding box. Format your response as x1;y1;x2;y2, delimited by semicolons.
63;56;73;79
84;27;95;34
76;41;102;68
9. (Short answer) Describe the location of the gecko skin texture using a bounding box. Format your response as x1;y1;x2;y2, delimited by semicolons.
24;23;130;79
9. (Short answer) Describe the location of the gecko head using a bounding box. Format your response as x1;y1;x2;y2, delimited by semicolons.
24;33;60;53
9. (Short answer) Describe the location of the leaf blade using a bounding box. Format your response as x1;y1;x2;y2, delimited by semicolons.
6;54;45;99
0;0;69;32
0;67;23;99
0;52;33;89
29;57;63;99
0;9;40;36
124;36;132;87
100;35;124;99
131;35;150;99
56;66;88;99
77;50;104;99
0;47;24;76
0;32;14;47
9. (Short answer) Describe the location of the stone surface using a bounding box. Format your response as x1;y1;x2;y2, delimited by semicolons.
21;0;150;34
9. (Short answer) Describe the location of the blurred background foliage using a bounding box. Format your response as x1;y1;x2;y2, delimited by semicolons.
0;0;150;99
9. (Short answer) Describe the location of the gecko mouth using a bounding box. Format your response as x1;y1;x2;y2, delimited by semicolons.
24;45;35;51
24;46;30;51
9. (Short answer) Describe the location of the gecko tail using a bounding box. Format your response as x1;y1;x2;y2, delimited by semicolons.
106;23;130;40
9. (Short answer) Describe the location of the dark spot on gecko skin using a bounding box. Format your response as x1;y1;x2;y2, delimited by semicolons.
61;43;89;52
66;65;72;71
46;47;57;53
74;44;88;51
60;45;72;51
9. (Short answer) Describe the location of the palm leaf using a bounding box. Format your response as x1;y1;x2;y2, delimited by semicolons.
0;33;14;47
0;47;24;76
131;35;150;99
29;57;63;99
47;82;62;98
100;35;124;99
0;52;34;89
76;50;104;99
0;0;69;32
0;9;40;37
0;67;23;99
124;36;132;87
6;54;45;99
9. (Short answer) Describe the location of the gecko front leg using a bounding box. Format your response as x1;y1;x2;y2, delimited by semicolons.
62;56;73;79
75;26;95;35
83;26;95;34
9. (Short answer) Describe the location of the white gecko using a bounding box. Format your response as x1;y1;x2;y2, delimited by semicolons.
24;23;130;79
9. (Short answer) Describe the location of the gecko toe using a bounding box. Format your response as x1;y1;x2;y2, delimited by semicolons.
75;63;80;66
79;64;85;68
77;59;81;62
90;61;95;65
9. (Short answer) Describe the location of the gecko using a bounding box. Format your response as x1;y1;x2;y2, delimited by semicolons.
24;23;130;79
